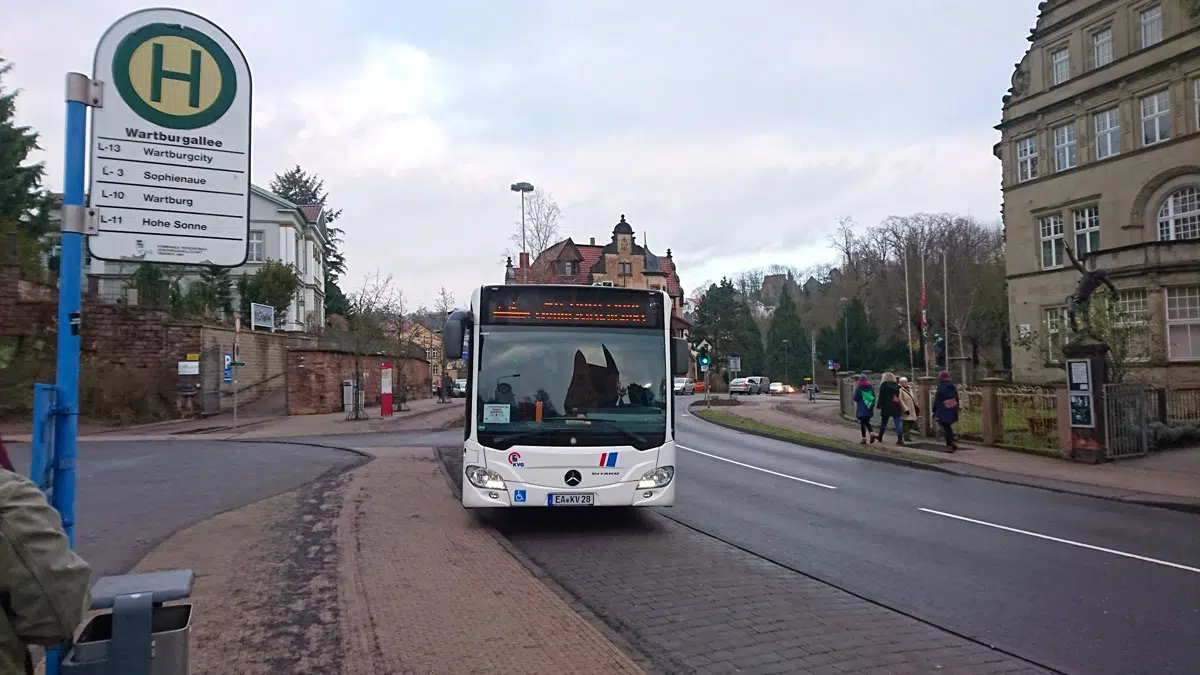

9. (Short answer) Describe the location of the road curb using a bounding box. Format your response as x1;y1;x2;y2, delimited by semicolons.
688;402;948;473
688;403;1200;515
231;438;375;460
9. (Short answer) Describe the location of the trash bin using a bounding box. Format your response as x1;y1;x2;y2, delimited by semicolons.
342;379;354;412
60;570;194;675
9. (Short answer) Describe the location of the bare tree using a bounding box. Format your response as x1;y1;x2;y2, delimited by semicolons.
506;188;563;259
433;286;457;388
345;272;403;420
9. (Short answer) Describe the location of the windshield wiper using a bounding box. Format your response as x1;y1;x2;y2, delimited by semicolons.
489;427;560;449
572;417;650;449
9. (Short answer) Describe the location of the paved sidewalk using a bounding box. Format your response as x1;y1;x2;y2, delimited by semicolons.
4;397;463;443
696;396;1200;509
121;446;644;675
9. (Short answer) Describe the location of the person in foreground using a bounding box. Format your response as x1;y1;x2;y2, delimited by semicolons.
0;436;93;675
932;370;959;451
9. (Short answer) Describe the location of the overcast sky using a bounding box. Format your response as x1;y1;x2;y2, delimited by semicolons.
4;0;1040;308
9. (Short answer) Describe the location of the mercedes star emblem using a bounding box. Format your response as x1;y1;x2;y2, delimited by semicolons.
564;470;582;486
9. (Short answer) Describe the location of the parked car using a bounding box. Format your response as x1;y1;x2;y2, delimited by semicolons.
674;377;696;395
729;377;756;395
747;376;770;394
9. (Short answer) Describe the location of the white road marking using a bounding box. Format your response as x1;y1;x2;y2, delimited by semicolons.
676;444;837;490
919;508;1200;574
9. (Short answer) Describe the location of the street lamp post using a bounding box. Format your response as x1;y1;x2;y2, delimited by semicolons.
510;181;534;253
781;339;789;389
840;297;850;372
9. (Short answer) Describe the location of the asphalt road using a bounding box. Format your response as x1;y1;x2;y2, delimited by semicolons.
670;409;1200;675
5;439;364;577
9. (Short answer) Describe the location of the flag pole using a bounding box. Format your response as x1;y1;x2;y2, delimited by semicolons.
904;244;914;381
942;249;950;374
921;252;928;376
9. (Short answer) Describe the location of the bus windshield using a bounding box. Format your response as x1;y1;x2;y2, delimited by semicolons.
475;325;667;449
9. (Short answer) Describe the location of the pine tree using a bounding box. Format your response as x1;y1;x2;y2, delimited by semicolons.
270;165;348;319
0;57;54;274
766;288;807;384
269;165;345;276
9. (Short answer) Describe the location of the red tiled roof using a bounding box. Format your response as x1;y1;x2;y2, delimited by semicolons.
663;255;683;297
299;205;322;223
671;314;692;330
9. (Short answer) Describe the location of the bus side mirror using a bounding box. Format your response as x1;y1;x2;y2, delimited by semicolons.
443;311;469;358
671;338;690;376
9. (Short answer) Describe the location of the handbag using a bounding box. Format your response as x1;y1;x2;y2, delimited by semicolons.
943;397;958;409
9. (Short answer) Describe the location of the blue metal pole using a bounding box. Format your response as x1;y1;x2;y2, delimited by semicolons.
45;73;90;675
53;73;89;547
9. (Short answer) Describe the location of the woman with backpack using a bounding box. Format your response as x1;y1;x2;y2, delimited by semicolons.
852;374;877;444
933;370;960;451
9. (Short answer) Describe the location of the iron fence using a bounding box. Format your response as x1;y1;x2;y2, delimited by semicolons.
1104;382;1150;459
995;384;1060;452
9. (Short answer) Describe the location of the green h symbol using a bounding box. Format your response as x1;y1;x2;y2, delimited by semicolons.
150;42;202;109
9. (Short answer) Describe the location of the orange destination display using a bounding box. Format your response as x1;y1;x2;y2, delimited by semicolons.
481;285;666;329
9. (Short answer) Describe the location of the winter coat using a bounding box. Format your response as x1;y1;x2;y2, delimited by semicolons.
1;468;93;675
899;386;918;421
933;380;960;424
853;381;874;418
876;381;902;418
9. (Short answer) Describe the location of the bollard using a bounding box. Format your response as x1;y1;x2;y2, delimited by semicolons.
59;569;195;675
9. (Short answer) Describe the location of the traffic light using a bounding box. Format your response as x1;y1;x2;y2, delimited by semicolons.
697;348;710;368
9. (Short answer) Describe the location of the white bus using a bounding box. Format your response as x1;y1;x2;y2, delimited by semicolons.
443;284;691;508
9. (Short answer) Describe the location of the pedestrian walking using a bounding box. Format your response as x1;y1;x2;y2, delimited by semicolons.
852;374;877;444
898;377;919;442
876;372;905;445
1;435;93;675
933;369;960;451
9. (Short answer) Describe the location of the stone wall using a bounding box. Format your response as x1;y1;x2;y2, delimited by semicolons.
285;349;430;415
200;327;313;412
0;258;295;421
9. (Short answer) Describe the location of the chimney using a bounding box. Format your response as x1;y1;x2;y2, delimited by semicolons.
590;237;595;245
519;251;530;269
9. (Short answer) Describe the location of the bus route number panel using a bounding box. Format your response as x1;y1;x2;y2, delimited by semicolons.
482;287;664;329
547;493;595;506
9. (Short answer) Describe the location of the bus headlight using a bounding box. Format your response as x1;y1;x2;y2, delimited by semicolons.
636;466;674;489
465;465;507;490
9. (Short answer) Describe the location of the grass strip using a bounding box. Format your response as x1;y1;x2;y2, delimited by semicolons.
694;408;944;465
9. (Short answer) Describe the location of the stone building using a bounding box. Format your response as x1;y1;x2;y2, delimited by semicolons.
997;0;1200;386
506;215;692;339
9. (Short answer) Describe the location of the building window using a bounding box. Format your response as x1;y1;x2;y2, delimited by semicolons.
1157;187;1200;241
1139;6;1162;49
1039;214;1065;269
618;262;632;276
1092;28;1113;68
1166;286;1200;360
1016;136;1038;182
563;261;576;276
1046;307;1066;361
1073;206;1100;254
248;230;264;263
1050;47;1070;85
1112;289;1151;361
1141;90;1171;146
1053;122;1077;171
1194;79;1200;131
1094;107;1121;159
